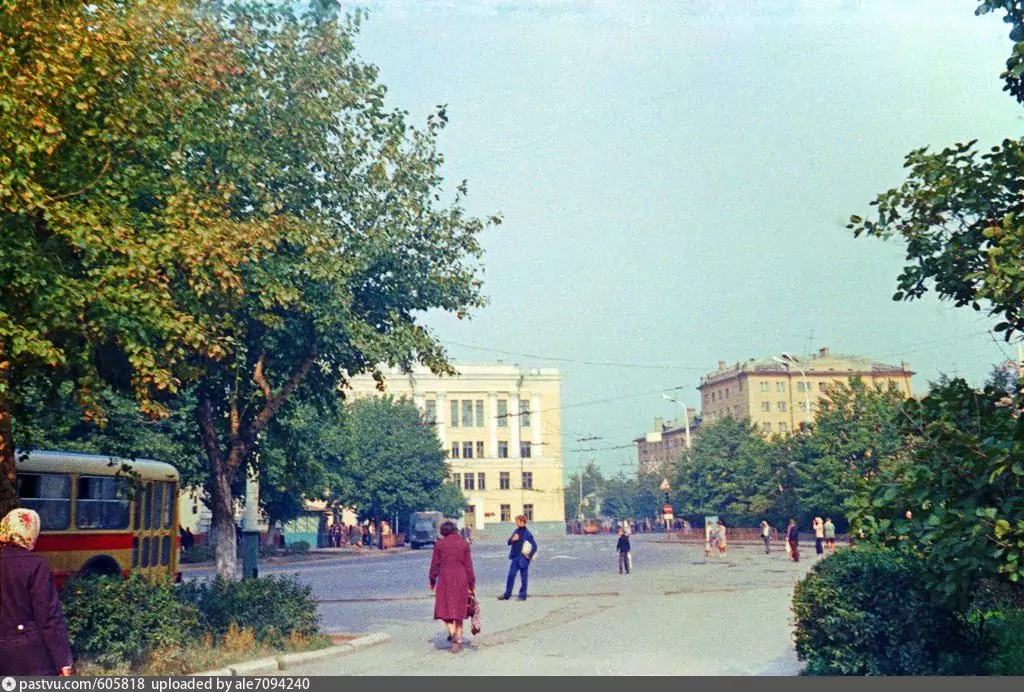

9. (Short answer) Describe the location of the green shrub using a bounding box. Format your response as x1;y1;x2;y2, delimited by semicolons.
792;547;982;675
177;575;320;646
287;540;310;554
983;610;1024;675
180;545;215;564
61;574;200;668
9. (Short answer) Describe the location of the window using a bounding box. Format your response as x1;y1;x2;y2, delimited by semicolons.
164;483;175;529
523;504;534;522
463;441;474;459
77;476;131;530
762;421;772;432
521;472;533;490
760;382;769;393
475;400;485;427
498;441;509;458
779;422;788;433
497;400;508;428
499;472;510;490
477;473;486;490
797;382;809;393
777;401;787;412
519;399;531;428
143;482;153;530
819;382;829;391
476;441;485;458
777;382;785;392
520;442;532;458
16;473;71;531
152;481;164;530
142;537;151;568
453;473;462;486
798;401;808;412
761;402;770;412
462;400;473;428
451;442;460;459
161;536;171;566
733;405;739;417
424;400;437;424
464;474;475;491
450;400;459;428
500;504;511;522
725;387;730;399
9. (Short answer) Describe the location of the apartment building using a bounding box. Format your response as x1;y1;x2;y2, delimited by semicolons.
344;363;565;535
635;413;700;477
697;347;914;434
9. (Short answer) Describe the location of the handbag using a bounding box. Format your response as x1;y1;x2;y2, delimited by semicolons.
466;593;477;617
469;594;482;635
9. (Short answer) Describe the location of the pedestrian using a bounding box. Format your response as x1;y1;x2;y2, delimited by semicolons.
429;521;476;654
615;527;631;574
0;508;75;676
498;515;537;601
786;518;800;562
813;517;824;557
361;523;370;547
824;517;836;553
760;520;771;554
704;519;717;558
717;521;727;557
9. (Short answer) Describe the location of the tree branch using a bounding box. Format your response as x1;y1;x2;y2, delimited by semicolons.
48;151;113;202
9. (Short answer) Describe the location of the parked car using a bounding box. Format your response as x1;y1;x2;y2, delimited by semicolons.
408;511;445;549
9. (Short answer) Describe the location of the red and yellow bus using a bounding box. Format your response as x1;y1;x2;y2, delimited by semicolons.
15;450;180;586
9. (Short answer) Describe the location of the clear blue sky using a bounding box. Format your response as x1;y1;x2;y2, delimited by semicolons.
338;0;1024;477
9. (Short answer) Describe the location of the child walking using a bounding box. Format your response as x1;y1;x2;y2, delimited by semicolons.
616;527;631;574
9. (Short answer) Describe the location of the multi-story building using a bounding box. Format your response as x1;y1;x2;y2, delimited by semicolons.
635;412;699;477
344;363;565;535
697;347;914;434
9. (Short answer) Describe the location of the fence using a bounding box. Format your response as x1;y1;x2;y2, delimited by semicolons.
662;527;779;543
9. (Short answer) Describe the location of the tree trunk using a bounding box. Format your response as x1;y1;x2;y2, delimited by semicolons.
0;392;19;520
211;459;238;579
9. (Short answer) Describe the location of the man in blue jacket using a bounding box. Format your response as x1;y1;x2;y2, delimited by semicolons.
498;515;538;601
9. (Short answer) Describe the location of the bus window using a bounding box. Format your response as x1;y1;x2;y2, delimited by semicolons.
132;537;140;567
150;537;159;567
164;483;175;529
152;483;164;531
141;537;151;568
143;483;152;530
16;473;71;530
76;476;130;530
161;536;171;566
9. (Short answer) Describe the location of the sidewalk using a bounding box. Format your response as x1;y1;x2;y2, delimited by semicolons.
277;543;811;676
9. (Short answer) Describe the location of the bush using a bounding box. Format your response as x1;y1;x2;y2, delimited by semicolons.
177;575;320;646
180;545;215;564
288;540;310;554
792;547;983;675
61;574;200;668
985;610;1024;675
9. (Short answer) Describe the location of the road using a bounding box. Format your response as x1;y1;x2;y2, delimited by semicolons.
186;533;816;674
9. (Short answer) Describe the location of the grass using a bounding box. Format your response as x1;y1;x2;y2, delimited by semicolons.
77;628;335;676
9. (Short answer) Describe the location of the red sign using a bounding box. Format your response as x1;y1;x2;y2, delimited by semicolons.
662;504;673;516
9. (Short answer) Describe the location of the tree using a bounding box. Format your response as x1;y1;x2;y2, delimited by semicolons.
601;473;638;521
796;379;908;529
564;460;605;521
329;396;463;531
0;0;277;518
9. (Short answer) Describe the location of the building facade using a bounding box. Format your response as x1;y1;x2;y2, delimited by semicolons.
635;413;699;477
697;347;914;434
344;363;565;534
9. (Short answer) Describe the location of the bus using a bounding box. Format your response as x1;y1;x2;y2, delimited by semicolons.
14;450;180;586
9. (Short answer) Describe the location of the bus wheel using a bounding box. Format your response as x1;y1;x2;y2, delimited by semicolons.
79;555;122;579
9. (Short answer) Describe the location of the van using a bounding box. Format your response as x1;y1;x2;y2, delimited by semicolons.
408;511;445;549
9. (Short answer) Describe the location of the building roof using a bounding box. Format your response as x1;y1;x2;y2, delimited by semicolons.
698;349;913;389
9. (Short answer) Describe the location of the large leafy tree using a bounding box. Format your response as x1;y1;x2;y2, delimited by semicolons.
329;396;463;531
0;0;270;518
796;379;908;529
564;460;605;521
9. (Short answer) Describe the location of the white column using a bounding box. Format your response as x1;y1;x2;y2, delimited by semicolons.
487;392;498;459
436;392;447;448
509;392;521;458
473;497;485;530
531;392;541;448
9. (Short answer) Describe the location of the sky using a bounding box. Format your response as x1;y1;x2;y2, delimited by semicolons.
336;0;1024;478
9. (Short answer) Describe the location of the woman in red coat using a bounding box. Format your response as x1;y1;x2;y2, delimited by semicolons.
429;521;476;653
0;508;75;676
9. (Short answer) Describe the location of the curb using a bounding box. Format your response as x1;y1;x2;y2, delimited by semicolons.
191;633;391;676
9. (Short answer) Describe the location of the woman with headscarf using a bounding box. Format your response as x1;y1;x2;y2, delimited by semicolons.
428;520;476;654
0;508;75;676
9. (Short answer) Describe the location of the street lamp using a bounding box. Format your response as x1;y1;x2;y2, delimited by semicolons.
772;354;811;430
660;394;692;450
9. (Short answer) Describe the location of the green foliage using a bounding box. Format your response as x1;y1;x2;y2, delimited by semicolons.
792;547;982;676
178;575;320;647
564;460;605;521
180;545;215;564
329;396;461;526
984;610;1024;675
288;540;311;554
62;575;200;668
848;377;1024;603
